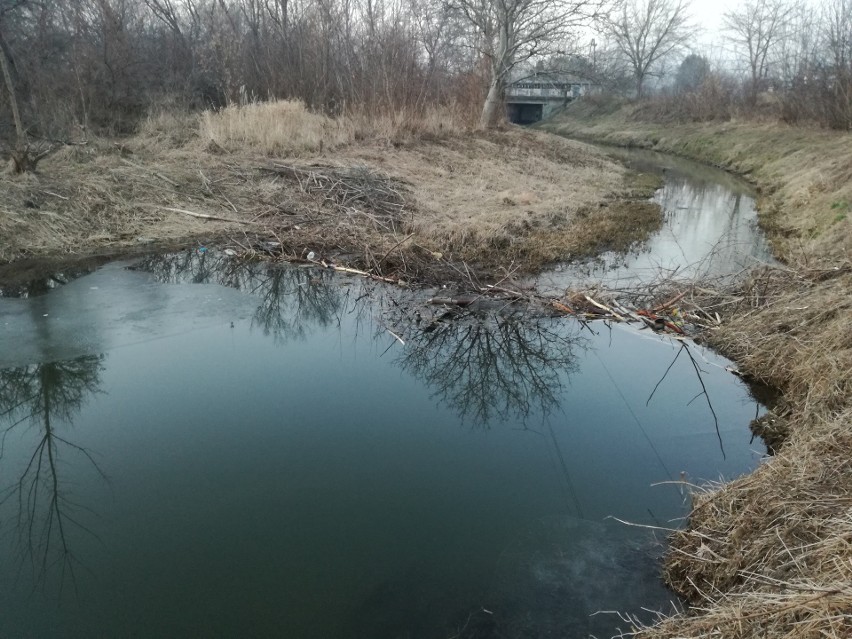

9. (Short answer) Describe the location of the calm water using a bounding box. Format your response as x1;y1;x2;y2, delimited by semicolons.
537;147;775;293
0;251;766;638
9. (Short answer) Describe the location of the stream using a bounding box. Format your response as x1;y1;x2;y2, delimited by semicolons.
537;147;774;292
0;152;771;639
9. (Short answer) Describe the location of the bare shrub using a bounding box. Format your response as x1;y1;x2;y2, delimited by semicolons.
631;73;740;123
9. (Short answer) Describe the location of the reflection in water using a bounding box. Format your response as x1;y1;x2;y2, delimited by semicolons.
0;355;104;594
0;255;767;638
134;251;348;341
538;148;774;291
652;178;764;275
136;250;585;427
0;264;102;299
392;310;583;426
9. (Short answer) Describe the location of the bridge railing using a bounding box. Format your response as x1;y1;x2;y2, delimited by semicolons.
506;87;568;99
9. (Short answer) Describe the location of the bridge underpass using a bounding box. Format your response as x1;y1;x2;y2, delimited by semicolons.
506;99;560;124
505;77;594;124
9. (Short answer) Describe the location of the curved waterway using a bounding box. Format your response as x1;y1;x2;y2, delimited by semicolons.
0;247;767;639
537;147;775;293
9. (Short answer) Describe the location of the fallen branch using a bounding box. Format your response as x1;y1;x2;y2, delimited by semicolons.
654;290;688;312
159;206;261;225
316;259;402;284
584;294;626;322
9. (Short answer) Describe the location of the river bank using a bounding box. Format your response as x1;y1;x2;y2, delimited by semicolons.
543;102;852;637
0;101;660;284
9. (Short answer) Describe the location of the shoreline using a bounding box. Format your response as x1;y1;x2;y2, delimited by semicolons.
542;103;852;637
0;120;661;286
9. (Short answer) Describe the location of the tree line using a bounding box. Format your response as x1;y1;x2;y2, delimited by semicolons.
1;0;850;164
596;0;852;130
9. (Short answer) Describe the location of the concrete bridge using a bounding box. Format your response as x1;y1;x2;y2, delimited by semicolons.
505;76;595;124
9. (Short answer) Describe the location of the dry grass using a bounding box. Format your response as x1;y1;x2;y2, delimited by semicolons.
0;101;659;280
0;139;239;261
546;102;852;638
705;268;852;416
635;409;852;639
198;99;475;155
345;129;660;268
200;100;352;154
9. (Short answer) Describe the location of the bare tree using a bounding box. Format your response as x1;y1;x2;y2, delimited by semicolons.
807;0;852;128
451;0;602;128
723;0;793;103
0;0;43;172
603;0;695;98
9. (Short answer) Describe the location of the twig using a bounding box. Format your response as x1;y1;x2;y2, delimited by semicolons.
377;233;414;271
41;190;69;200
584;295;626;321
158;206;261;225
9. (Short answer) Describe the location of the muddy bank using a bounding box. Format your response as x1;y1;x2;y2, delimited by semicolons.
543;104;852;637
0;114;661;284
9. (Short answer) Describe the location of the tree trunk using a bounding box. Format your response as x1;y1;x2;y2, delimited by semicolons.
0;25;31;173
479;75;505;129
478;15;512;130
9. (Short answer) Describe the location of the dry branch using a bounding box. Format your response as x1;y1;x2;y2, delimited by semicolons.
158;206;261;225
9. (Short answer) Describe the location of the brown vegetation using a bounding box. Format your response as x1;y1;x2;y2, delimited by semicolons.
0;101;661;282
546;103;852;638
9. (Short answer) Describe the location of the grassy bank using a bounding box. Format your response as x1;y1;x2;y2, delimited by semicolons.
0;101;660;283
544;103;852;637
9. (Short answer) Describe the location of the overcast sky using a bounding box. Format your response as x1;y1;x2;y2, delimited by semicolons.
689;0;734;35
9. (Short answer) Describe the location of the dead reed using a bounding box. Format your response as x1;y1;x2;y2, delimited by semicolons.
633;407;852;639
198;99;474;155
200;100;352;154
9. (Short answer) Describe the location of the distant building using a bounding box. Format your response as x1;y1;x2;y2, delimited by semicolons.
505;72;597;124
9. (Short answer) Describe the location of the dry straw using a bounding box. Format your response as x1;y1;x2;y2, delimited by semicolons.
1;101;654;278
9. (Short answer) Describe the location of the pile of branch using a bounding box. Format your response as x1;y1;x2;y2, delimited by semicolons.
261;163;409;231
426;283;696;335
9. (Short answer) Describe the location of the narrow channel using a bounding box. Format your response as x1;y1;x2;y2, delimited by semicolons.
537;146;775;293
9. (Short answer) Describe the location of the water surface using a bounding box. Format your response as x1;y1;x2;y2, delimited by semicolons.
537;147;775;293
0;253;766;638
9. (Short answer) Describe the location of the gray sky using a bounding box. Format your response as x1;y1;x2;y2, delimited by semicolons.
689;0;735;34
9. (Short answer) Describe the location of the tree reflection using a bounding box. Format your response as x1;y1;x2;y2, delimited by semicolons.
390;309;584;426
0;355;104;595
134;250;347;341
135;250;585;425
0;262;104;298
